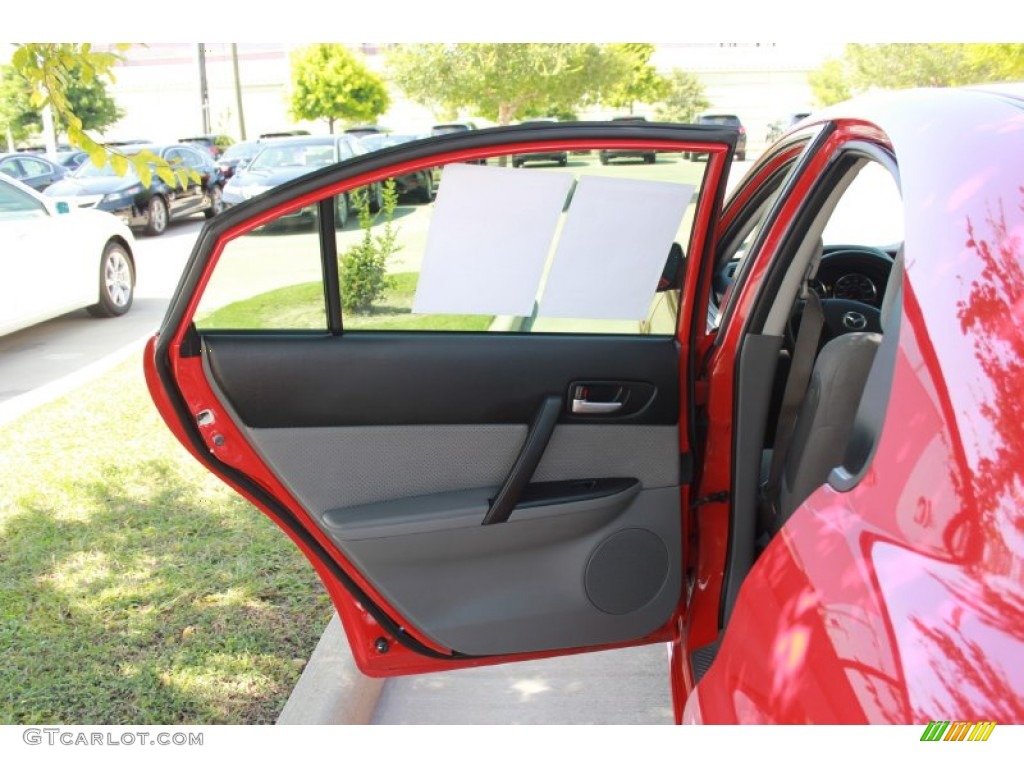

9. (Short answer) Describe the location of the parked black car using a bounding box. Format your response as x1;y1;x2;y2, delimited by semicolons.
45;143;226;236
0;152;69;191
215;140;263;180
222;134;377;226
598;116;657;165
360;133;435;202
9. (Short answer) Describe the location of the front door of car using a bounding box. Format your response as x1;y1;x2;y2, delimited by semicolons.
146;124;737;677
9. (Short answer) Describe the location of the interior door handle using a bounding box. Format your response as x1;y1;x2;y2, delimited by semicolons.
572;398;623;414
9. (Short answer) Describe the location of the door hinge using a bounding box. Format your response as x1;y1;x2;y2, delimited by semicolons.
690;490;729;509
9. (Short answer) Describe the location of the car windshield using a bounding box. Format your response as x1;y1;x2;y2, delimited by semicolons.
221;142;261;161
249;143;336;170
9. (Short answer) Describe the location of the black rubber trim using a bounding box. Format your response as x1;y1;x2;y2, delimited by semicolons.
317;198;342;335
204;333;680;428
483;396;562;525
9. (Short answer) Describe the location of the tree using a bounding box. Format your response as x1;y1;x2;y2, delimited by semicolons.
654;68;710;123
388;43;626;125
7;43;194;189
289;44;390;133
0;63;123;143
809;44;1024;106
603;44;669;115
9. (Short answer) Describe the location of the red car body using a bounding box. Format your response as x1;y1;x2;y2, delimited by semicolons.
145;85;1024;724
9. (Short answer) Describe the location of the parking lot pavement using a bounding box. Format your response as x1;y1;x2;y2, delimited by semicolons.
370;644;675;724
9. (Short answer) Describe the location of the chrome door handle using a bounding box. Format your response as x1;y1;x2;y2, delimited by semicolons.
572;398;623;414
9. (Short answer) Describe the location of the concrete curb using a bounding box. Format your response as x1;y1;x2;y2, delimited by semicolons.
276;613;385;725
0;332;152;428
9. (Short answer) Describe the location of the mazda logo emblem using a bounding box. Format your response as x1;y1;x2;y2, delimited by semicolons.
842;311;868;331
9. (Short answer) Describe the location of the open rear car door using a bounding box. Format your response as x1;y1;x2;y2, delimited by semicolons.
145;123;736;677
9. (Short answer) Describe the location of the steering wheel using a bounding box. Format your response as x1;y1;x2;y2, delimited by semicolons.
790;245;893;343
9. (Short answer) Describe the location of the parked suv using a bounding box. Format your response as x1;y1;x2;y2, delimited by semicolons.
599;116;657;165
687;114;747;161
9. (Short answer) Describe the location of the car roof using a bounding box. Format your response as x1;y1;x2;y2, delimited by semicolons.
253;135;343;147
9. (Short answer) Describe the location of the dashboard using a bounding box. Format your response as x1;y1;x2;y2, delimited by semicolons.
810;246;896;309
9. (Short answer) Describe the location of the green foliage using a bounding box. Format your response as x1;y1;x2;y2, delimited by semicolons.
289;44;390;133
340;180;401;313
603;44;669;114
809;44;1024;106
0;65;37;143
8;43;196;188
388;43;627;125
0;63;124;144
654;68;710;123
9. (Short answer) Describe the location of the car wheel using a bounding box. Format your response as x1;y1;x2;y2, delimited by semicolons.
87;241;134;318
512;159;522;168
204;185;224;218
417;174;434;203
559;156;568;167
599;151;609;165
644;153;656;164
335;194;349;228
145;196;168;236
369;184;382;213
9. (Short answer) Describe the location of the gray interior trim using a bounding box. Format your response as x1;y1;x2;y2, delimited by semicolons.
248;424;680;514
339;486;682;655
723;333;783;625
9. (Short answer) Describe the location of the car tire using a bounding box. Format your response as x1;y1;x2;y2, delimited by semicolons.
644;153;656;164
559;156;568;167
417;174;434;203
87;241;134;318
369;184;382;213
512;159;522;168
599;151;609;165
145;196;168;236
335;194;349;228
204;185;224;219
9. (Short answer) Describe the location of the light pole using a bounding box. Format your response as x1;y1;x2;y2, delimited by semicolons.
197;44;211;134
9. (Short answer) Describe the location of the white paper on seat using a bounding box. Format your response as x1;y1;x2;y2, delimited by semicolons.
539;175;695;321
412;163;575;316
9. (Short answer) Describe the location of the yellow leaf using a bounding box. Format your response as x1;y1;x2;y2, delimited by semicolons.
135;161;153;188
89;145;107;168
110;154;129;177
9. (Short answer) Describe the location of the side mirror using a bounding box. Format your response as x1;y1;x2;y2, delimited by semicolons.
55;201;71;215
657;242;685;292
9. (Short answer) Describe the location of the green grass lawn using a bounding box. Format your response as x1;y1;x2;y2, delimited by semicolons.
0;360;333;724
199;272;493;332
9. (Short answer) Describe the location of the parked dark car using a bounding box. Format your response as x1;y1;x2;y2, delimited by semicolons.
359;133;435;202
215;140;263;180
599;116;657;164
686;113;747;161
511;119;569;167
179;134;235;159
429;122;478;136
45;143;225;236
0;152;69;191
344;125;389;138
222;134;376;226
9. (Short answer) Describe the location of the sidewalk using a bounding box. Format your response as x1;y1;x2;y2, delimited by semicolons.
277;614;673;725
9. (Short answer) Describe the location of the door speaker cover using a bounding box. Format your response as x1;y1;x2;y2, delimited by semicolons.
585;528;669;615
